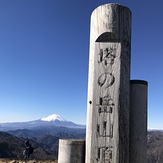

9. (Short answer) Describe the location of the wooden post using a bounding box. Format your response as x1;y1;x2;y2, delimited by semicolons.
86;4;132;163
58;139;85;163
129;80;148;163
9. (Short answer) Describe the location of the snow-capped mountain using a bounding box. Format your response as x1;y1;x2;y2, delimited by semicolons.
0;114;85;131
41;114;67;122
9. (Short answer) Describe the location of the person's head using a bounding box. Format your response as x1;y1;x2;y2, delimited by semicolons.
25;140;29;146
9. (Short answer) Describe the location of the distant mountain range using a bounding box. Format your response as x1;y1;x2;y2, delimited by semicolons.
0;114;85;131
0;114;86;159
1;130;163;162
0;126;86;159
2;114;163;162
148;128;163;132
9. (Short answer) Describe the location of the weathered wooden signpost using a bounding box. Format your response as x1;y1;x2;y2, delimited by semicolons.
58;3;148;163
58;139;85;163
129;80;148;163
86;4;131;163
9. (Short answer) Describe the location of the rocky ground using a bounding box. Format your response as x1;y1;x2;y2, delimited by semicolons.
0;160;57;163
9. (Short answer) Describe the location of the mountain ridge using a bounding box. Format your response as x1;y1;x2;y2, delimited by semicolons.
1;130;163;162
0;114;85;131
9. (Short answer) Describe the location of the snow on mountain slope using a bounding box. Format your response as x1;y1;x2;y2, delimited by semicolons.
41;114;67;122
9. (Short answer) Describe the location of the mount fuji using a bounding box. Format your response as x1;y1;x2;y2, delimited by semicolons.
41;114;67;122
0;114;85;131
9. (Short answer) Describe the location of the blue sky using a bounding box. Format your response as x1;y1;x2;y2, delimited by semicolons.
0;0;163;129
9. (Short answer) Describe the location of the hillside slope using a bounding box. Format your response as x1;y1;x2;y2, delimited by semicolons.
1;130;163;162
147;131;163;163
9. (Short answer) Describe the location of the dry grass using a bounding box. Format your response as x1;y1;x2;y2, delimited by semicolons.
0;159;58;163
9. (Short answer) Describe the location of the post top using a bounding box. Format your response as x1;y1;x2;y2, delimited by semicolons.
59;139;85;145
92;3;131;15
130;80;148;86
